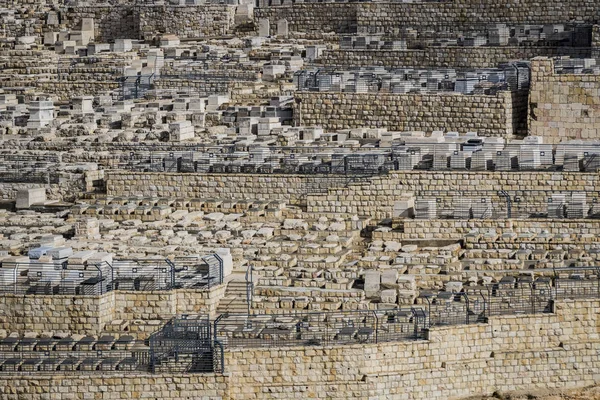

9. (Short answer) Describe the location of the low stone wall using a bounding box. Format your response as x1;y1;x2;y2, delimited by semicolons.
137;5;237;40
294;90;528;137
255;0;599;35
374;218;600;240
1;300;598;400
307;170;600;220
0;374;230;400
255;3;358;35
106;170;600;221
0;285;226;336
320;46;592;69
529;57;600;142
64;6;139;42
106;171;354;205
154;78;231;96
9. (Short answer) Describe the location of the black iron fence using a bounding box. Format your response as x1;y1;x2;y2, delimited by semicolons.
149;315;223;374
103;143;600;175
0;153;60;184
0;267;599;374
0;261;113;296
0;336;151;375
213;309;422;348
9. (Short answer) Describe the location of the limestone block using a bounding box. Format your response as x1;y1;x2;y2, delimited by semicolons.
364;270;381;298
381;269;398;287
381;289;397;304
16;188;46;209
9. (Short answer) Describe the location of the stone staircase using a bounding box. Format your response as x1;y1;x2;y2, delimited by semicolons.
217;278;251;315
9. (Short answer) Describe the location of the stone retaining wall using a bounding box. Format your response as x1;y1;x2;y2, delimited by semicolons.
320;46;592;69
63;5;237;41
154;78;231;96
137;5;237;40
255;0;600;35
255;3;358;35
0;374;230;399
293;90;528;137
529;57;600;142
1;300;599;399
0;170;102;202
106;170;600;221
374;219;600;240
306;170;600;220
0;285;226;336
107;170;600;219
106;171;356;205
64;6;139;42
356;1;600;31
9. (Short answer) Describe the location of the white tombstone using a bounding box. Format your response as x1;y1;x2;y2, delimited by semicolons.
160;34;180;47
81;17;95;45
305;45;324;61
43;32;58;46
87;43;110;55
215;248;233;278
112;39;133;52
27;101;54;128
258;19;270;37
364;270;381;298
46;12;59;26
72;96;94;113
262;64;286;81
235;4;254;24
206;95;229;111
147;49;165;70
170;120;195;141
16;188;46;209
276;19;288;37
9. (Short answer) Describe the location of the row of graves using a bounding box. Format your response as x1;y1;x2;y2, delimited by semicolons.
0;245;226;295
113;131;600;174
295;63;530;94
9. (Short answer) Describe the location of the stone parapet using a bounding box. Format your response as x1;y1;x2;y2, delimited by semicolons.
293;90;528;137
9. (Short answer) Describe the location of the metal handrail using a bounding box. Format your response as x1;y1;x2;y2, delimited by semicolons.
245;264;254;315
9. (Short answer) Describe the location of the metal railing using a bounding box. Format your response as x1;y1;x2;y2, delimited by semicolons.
414;190;600;220
0;261;112;296
149;315;223;373
112;259;173;291
0;255;224;296
0;153;60;184
213;309;423;348
554;266;600;299
294;63;530;94
103;142;600;175
245;265;254;315
0;337;151;374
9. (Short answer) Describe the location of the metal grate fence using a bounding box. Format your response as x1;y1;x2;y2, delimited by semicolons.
213;309;422;348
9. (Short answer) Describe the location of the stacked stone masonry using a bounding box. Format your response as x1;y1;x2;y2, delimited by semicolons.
293;91;528;138
256;0;600;35
0;286;226;337
320;47;592;69
529;57;600;142
106;170;600;220
0;300;598;399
